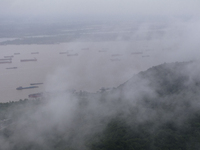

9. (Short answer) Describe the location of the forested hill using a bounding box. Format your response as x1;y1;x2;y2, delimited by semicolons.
1;61;200;150
92;61;200;150
118;61;199;96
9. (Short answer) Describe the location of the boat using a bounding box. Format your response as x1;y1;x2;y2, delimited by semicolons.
14;53;20;55
0;59;12;64
0;60;12;64
0;58;12;61
59;52;68;54
20;58;37;62
131;52;143;55
4;56;13;58
99;50;107;52
31;52;39;54
16;86;38;90
28;92;43;98
67;53;78;56
82;48;89;50
6;67;17;69
142;55;150;58
30;83;43;85
110;58;121;61
111;54;122;57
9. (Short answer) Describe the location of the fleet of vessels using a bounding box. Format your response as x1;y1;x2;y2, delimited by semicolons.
4;47;151;101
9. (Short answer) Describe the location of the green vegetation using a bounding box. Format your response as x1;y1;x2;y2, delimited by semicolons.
90;117;200;150
1;61;200;149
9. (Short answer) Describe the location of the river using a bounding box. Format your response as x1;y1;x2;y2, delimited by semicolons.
0;40;187;102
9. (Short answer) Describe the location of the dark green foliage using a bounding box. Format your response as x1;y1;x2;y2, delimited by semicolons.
90;119;151;150
1;61;200;150
90;118;200;150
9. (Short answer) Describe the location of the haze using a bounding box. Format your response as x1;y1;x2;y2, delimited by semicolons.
1;1;200;149
1;0;199;18
0;0;200;102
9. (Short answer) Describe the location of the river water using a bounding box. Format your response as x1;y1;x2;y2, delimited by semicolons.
0;40;187;102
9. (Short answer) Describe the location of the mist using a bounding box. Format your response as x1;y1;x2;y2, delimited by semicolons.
1;0;199;17
1;61;200;149
0;0;200;149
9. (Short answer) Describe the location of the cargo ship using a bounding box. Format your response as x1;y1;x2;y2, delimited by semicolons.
16;86;38;90
131;52;143;55
28;92;43;98
0;58;12;61
31;52;39;54
110;58;121;62
59;52;68;54
4;56;13;58
67;53;78;56
111;54;122;57
82;48;89;50
30;83;43;85
0;60;12;64
99;50;107;52
142;55;150;58
20;58;37;62
6;67;17;69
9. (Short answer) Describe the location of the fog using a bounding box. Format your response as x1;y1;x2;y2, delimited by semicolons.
1;61;200;149
1;0;199;18
0;0;200;149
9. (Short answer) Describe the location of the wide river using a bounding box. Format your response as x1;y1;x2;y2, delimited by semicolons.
0;40;191;102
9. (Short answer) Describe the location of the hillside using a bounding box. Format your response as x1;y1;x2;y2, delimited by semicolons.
1;61;200;150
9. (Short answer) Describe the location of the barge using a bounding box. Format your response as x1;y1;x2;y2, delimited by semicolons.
6;67;17;69
30;83;43;85
67;53;78;56
20;58;37;62
0;58;12;61
131;52;143;55
4;56;13;58
31;52;39;54
28;92;43;98
0;60;12;64
16;86;38;90
59;52;68;54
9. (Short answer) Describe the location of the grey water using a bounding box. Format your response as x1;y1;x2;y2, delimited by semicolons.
0;37;192;102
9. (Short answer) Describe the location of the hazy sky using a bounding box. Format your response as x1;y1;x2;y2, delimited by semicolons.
0;0;199;18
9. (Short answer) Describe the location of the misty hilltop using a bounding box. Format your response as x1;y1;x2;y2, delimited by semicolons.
119;61;200;96
1;61;200;150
